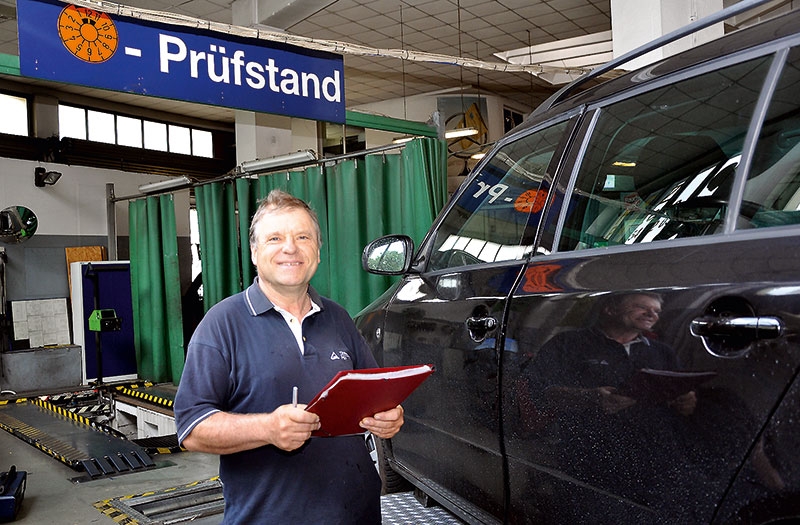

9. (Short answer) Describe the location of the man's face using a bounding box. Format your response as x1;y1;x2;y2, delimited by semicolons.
615;295;662;333
250;207;321;296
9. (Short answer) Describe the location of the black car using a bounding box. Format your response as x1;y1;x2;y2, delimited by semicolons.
356;4;800;524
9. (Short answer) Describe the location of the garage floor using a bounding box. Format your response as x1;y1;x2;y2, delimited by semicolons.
1;429;463;524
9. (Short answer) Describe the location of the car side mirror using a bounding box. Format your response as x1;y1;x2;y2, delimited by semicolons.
362;234;414;275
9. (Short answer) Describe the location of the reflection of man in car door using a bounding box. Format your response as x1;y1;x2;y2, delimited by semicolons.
536;293;696;415
530;292;698;512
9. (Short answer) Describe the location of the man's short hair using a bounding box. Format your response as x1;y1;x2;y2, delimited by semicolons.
600;292;664;314
249;189;321;248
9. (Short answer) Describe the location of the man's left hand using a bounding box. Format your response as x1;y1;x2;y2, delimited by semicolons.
360;405;404;439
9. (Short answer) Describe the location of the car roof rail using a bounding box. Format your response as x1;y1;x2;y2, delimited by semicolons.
530;0;778;118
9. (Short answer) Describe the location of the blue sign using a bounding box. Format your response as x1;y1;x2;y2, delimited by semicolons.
17;0;346;123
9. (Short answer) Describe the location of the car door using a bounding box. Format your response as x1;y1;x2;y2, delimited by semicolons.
501;48;800;523
381;117;576;523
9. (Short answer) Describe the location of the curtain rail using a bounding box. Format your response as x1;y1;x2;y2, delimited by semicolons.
111;141;411;203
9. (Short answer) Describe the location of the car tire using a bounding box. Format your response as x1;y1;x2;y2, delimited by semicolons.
376;437;412;495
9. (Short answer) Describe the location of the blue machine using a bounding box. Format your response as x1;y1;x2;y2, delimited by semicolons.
0;466;26;522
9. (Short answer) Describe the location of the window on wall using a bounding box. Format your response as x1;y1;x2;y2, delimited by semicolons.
0;93;29;136
58;104;215;157
321;121;366;156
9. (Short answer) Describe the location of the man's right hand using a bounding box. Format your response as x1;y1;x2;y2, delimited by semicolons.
265;404;321;451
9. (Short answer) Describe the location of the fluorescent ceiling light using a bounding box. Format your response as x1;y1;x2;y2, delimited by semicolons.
239;150;317;174
138;175;192;194
471;152;486;160
445;128;479;139
392;137;415;144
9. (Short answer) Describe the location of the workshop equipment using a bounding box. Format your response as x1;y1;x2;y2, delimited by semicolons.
88;309;122;333
0;465;26;522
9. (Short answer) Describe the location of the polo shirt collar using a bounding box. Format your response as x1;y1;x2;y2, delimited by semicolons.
243;278;324;316
591;327;651;346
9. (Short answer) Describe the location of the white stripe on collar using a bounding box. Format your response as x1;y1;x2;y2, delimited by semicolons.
244;286;258;316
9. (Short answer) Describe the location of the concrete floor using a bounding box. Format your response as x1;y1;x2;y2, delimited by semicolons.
1;428;221;524
2;428;464;524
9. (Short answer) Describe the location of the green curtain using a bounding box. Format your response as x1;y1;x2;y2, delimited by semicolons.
234;167;330;295
401;137;449;243
195;182;241;312
197;137;447;316
129;195;185;383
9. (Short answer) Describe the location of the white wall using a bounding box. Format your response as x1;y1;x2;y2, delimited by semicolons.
0;157;190;237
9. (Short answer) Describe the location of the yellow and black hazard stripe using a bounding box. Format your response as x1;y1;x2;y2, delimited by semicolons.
30;398;125;439
114;384;174;409
0;407;85;468
93;476;221;523
93;500;139;525
0;398;28;405
150;445;185;455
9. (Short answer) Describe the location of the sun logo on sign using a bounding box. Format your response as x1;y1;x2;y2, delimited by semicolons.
57;4;118;63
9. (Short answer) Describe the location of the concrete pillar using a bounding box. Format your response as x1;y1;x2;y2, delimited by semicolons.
611;0;723;70
231;0;320;165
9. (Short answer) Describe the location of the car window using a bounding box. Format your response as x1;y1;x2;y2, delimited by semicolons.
741;47;800;228
427;120;571;272
558;56;772;252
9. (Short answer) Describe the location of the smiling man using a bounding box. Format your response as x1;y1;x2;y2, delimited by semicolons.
174;190;403;524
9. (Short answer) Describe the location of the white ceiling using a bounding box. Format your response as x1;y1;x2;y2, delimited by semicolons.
0;0;783;125
0;0;617;123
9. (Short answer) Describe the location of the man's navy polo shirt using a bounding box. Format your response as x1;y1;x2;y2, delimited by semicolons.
175;280;381;524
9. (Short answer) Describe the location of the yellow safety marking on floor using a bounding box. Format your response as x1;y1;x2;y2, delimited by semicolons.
103;476;221;503
93;501;139;525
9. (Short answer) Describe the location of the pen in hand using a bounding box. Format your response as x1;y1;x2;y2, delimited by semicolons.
292;386;298;408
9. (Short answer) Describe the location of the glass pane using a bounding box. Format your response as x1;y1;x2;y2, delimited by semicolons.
0;94;29;136
144;120;168;151
427;119;570;272
558;57;770;252
169;125;191;154
87;110;115;144
191;129;213;157
59;105;86;140
741;47;800;228
117;116;143;148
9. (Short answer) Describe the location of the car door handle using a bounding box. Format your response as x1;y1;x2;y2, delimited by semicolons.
466;316;498;342
690;315;783;339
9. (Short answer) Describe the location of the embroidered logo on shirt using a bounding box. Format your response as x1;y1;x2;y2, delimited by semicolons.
330;351;340;360
330;351;351;361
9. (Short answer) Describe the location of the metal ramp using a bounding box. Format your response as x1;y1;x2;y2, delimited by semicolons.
0;398;155;478
114;382;176;410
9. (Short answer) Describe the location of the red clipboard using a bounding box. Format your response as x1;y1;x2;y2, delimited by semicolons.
624;368;717;403
305;364;434;437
